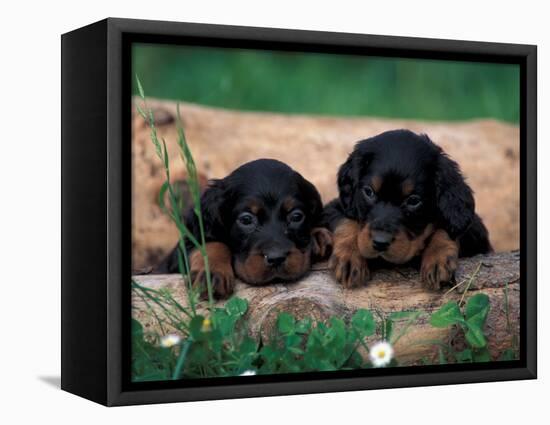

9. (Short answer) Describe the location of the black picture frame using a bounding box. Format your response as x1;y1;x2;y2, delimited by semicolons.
61;17;537;406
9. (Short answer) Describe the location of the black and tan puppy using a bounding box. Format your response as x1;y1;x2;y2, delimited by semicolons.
323;129;492;290
156;159;332;299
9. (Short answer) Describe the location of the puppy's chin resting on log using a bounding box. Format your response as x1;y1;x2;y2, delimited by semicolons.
133;251;520;365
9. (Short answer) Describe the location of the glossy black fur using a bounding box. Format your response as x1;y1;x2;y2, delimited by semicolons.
323;129;492;257
156;159;324;278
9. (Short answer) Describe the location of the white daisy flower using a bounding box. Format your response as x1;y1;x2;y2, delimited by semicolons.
239;370;257;376
160;334;181;348
369;341;394;367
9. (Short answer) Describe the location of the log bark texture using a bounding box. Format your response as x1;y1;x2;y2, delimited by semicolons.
133;251;520;364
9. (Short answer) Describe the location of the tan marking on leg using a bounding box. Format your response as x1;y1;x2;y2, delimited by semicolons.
329;219;370;288
190;242;235;300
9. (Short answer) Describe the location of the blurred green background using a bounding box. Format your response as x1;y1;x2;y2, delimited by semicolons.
133;43;519;124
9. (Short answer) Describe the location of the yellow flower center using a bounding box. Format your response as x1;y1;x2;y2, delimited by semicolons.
201;318;212;331
377;350;386;359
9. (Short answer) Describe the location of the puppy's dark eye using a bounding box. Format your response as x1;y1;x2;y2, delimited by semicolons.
237;212;257;227
288;209;305;224
405;195;422;208
362;186;376;201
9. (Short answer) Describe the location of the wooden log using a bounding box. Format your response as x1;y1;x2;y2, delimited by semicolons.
132;251;520;364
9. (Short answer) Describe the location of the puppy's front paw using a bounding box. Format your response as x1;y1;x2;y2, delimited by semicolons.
189;242;235;300
420;229;459;290
329;250;370;289
421;251;457;290
191;267;235;300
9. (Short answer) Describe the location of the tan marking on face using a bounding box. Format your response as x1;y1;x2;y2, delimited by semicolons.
402;179;415;196
357;223;435;263
245;200;262;215
382;224;434;263
284;247;311;277
233;253;267;284
233;246;311;285
371;176;383;192
282;197;297;213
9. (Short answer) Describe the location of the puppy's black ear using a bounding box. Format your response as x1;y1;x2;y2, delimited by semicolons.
186;179;228;241
297;175;323;223
337;150;371;214
337;156;356;212
434;151;475;238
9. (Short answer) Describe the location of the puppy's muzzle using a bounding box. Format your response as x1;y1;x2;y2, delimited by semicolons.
369;203;401;252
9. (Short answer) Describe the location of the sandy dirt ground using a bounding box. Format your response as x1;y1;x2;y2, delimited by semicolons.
132;98;519;271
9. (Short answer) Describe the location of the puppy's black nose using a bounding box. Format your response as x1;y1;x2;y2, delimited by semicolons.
264;249;288;267
372;231;393;252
